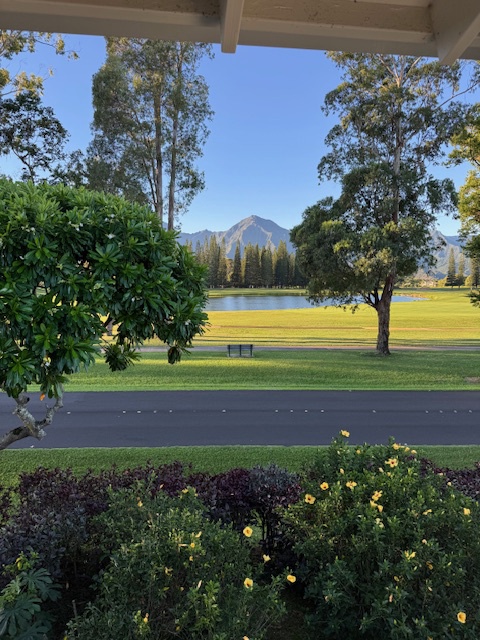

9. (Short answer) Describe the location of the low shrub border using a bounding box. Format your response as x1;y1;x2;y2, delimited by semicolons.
2;436;480;638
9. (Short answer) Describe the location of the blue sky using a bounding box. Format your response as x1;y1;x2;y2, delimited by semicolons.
3;34;478;235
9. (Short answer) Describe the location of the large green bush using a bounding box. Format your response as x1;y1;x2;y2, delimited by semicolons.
285;433;480;639
66;488;285;639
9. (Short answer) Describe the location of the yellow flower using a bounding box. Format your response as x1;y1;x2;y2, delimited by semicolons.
305;494;316;504
423;509;432;515
339;468;345;475
392;443;401;450
426;561;433;570
377;504;384;513
340;429;350;437
190;542;195;548
244;577;253;589
181;488;189;494
243;637;250;640
346;481;357;490
464;507;471;516
411;450;417;455
137;500;143;508
378;467;384;473
189;555;194;562
404;550;416;560
263;554;271;563
386;458;398;468
286;574;296;583
356;449;361;455
457;611;466;624
388;593;394;603
371;491;382;502
143;613;149;624
320;482;329;491
243;526;253;537
421;539;428;544
164;567;173;576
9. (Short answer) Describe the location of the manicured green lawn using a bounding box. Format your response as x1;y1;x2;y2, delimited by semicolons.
1;445;479;488
57;349;480;391
178;287;480;348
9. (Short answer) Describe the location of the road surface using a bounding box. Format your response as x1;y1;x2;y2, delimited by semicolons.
2;390;480;448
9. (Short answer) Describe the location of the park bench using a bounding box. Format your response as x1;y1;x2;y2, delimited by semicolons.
227;344;254;357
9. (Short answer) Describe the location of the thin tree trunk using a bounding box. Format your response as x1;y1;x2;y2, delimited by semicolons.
167;45;184;231
153;91;163;226
167;113;178;231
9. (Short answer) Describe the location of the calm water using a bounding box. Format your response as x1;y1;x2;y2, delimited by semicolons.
206;294;422;312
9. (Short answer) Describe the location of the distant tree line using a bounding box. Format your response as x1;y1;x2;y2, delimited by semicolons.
439;248;480;288
189;238;307;288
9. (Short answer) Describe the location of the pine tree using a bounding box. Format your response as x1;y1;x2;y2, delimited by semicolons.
217;238;228;287
446;248;457;287
274;241;289;287
260;247;274;288
471;256;480;288
231;242;242;287
457;253;465;287
207;236;220;288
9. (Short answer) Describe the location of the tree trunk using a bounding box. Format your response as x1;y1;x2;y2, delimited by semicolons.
167;112;179;231
375;290;393;355
153;91;163;227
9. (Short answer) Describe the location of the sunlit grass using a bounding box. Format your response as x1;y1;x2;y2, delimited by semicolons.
62;349;480;391
144;287;480;348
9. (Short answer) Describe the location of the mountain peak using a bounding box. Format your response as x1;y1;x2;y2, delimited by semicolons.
178;215;294;258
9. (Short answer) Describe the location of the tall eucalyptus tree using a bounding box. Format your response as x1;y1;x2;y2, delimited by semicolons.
87;38;213;230
292;54;472;354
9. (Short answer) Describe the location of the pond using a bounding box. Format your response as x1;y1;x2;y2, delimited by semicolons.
206;294;422;312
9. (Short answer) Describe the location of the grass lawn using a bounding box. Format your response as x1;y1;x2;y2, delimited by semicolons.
58;349;480;391
1;445;480;488
174;287;480;348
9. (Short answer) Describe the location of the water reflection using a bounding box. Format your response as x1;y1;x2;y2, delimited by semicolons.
206;294;421;312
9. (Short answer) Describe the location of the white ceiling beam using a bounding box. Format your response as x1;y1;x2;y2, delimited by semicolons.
220;0;245;53
0;0;220;43
430;0;480;65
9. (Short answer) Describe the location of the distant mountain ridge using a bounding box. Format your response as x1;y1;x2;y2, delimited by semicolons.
178;215;465;277
178;215;295;259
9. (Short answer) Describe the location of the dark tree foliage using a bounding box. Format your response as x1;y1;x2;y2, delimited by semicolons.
0;92;68;182
0;180;207;450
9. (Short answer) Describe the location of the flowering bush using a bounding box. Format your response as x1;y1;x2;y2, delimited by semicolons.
66;488;285;640
285;432;480;639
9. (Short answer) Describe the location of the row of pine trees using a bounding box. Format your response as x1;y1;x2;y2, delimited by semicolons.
190;237;307;288
443;249;480;288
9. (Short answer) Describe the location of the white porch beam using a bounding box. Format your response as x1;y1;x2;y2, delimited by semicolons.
220;0;245;53
430;0;480;65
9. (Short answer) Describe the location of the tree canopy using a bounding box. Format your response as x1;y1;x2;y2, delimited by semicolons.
292;53;471;355
86;38;213;230
0;30;74;97
0;179;207;450
0;91;68;182
451;102;480;305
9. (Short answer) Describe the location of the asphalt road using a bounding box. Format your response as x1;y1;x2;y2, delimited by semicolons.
2;390;480;449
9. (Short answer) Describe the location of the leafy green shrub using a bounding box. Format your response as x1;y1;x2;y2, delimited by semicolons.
285;432;480;639
66;488;286;640
0;551;60;639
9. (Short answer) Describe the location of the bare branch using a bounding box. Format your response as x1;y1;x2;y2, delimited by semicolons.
0;393;64;452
